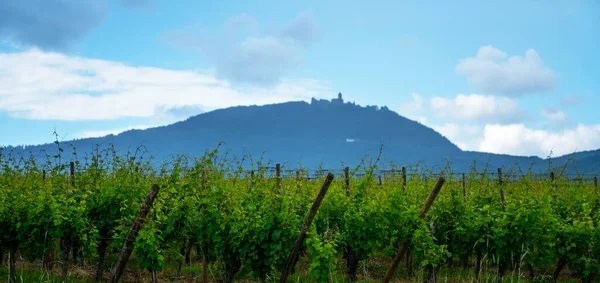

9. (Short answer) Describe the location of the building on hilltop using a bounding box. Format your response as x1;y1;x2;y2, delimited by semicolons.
331;92;344;105
310;97;329;106
311;92;345;106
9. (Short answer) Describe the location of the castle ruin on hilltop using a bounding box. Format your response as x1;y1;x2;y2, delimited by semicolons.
311;92;348;106
310;93;389;111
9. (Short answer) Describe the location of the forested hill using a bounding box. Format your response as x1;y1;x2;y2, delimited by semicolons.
4;95;600;173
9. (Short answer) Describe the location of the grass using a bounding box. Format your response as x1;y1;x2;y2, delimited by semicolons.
0;267;94;283
0;255;584;282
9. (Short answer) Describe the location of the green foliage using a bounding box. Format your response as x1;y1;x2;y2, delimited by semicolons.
306;225;339;282
1;146;599;282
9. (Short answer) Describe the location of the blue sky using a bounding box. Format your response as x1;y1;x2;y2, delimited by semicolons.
0;0;598;157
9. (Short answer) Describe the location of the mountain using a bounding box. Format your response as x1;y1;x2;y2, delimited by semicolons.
4;94;600;173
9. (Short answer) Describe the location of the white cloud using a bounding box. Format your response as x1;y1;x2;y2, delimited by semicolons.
392;93;599;157
431;123;483;150
0;49;332;121
163;11;320;85
393;93;597;157
430;94;525;123
398;93;424;113
397;93;431;125
456;46;558;95
430;123;482;149
478;124;600;157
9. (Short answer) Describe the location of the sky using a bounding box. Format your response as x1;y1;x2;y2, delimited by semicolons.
0;0;599;158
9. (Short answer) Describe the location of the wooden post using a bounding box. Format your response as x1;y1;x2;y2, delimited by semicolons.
278;173;334;283
552;256;567;283
42;170;46;180
276;164;281;189
402;167;407;191
8;242;17;283
406;246;413;277
498;168;503;186
58;163;76;282
110;185;160;283
496;170;506;281
61;238;72;282
594;176;597;189
382;177;446;283
343;166;358;281
8;241;19;282
419;178;445;218
462;173;466;198
401;168;411;275
70;161;75;187
550;171;557;202
70;161;84;264
344;167;350;197
498;168;505;211
96;239;109;280
295;170;302;191
201;170;207;195
201;170;209;283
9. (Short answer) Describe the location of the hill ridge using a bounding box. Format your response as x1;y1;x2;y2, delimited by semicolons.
3;94;600;173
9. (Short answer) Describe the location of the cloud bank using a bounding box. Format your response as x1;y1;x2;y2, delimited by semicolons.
0;49;331;121
478;124;600;157
163;11;321;86
456;46;558;96
397;91;599;157
430;94;526;124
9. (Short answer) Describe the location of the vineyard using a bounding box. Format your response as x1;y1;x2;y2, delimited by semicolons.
1;145;600;283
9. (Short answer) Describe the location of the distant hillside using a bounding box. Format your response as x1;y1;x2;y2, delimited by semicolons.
4;94;600;173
